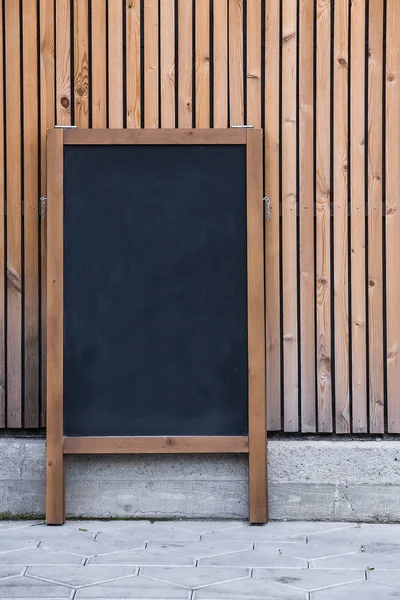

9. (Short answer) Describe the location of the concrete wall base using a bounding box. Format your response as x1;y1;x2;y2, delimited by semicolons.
1;438;399;522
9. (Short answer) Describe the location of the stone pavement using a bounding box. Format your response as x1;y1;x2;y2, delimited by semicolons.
0;520;400;599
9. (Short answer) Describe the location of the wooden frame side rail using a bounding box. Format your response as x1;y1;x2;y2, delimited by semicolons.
46;128;267;525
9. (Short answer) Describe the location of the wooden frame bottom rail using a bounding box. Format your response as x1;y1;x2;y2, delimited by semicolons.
63;436;249;454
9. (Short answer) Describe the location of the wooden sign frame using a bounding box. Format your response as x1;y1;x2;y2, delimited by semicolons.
46;128;267;525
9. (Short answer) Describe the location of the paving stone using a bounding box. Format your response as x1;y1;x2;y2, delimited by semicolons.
253;568;365;592
148;541;253;559
199;550;306;568
0;540;38;553
43;537;145;557
89;548;194;566
0;548;84;566
0;523;95;543
0;569;24;580
101;523;201;542
140;566;249;589
201;526;306;543
309;524;400;545
193;577;305;599
74;575;189;598
369;570;400;588
0;575;72;598
310;580;400;599
164;522;243;535
255;542;360;560
27;565;137;587
311;551;400;570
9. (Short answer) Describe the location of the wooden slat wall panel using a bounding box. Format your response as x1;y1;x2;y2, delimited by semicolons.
1;0;399;434
178;0;192;128
281;0;298;431
92;0;107;128
299;0;316;432
265;0;281;430
0;0;5;426
368;0;384;433
316;0;332;432
126;0;141;129
333;0;350;433
386;0;400;432
5;0;22;427
22;0;40;427
350;0;367;432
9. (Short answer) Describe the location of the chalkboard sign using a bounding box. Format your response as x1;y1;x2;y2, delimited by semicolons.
46;128;266;525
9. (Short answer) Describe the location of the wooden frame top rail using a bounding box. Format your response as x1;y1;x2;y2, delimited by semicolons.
63;128;248;145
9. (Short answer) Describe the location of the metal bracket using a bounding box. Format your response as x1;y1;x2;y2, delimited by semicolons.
264;197;271;220
40;197;47;220
55;125;78;129
230;125;254;128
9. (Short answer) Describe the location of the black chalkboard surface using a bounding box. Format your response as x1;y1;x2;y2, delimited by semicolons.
63;144;248;437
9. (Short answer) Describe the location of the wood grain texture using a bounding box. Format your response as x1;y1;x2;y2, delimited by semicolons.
316;0;332;432
229;0;244;126
56;0;71;125
246;0;261;128
5;0;22;427
333;0;350;433
0;0;4;426
247;128;267;523
126;0;141;128
39;0;55;426
195;0;210;127
63;128;247;144
22;0;39;427
91;0;107;128
46;128;65;525
368;0;384;433
64;436;249;454
264;0;281;430
386;0;400;432
350;0;367;432
299;0;316;432
177;0;192;128
281;0;298;431
144;0;159;128
160;0;175;127
213;0;228;128
108;0;123;127
74;0;89;127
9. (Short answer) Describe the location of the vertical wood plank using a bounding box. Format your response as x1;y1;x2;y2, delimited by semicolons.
160;0;175;127
126;0;141;128
299;0;316;431
229;0;244;126
144;0;159;128
386;0;400;432
74;0;89;128
195;0;210;128
40;0;55;426
92;0;107;128
108;0;123;127
5;0;22;427
316;0;332;431
213;0;228;128
56;0;71;125
247;128;267;523
350;0;367;432
368;0;384;433
246;0;261;129
333;0;350;433
265;0;281;430
46;128;64;525
22;0;39;427
281;0;298;431
178;0;192;128
0;0;5;426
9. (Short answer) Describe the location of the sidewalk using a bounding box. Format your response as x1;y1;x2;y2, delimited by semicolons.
0;520;399;598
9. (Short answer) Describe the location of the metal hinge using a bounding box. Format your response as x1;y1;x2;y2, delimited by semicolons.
55;125;78;129
264;197;271;220
230;125;254;128
40;197;47;220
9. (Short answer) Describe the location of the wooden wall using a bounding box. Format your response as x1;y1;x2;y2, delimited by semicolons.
0;0;398;433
